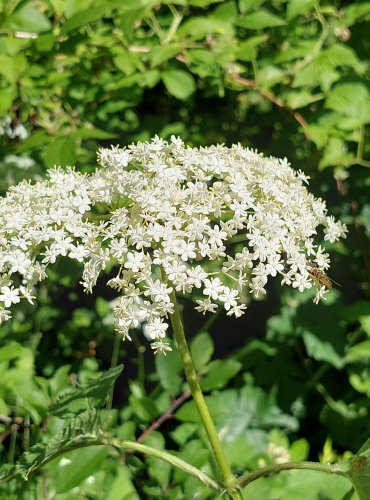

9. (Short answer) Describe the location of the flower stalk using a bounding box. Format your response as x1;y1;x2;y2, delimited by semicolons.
168;287;242;499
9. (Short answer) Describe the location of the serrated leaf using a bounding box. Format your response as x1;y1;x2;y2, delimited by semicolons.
19;410;102;480
50;365;123;418
162;70;196;100
0;463;21;483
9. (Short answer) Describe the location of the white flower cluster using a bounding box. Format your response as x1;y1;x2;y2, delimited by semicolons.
0;136;347;353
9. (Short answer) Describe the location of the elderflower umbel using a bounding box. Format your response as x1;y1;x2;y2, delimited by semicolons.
0;137;347;352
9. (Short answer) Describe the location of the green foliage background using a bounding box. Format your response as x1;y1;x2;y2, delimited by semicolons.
0;0;369;498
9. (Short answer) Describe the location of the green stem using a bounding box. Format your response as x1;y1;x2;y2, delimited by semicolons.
168;288;242;499
8;423;17;463
105;438;222;491
237;460;349;489
15;434;222;493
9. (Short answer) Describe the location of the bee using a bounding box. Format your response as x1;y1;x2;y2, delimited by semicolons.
307;264;341;289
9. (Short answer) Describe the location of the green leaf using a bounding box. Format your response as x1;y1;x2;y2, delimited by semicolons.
149;46;180;68
177;384;298;438
0;341;24;362
326;83;370;125
287;0;315;20
155;346;182;394
360;316;370;337
0;86;16;113
18;410;102;480
190;332;214;371
319;137;356;169
70;127;118;140
302;327;346;369
129;394;159;422
17;131;51;152
170;423;198;446
55;446;108;493
7;4;52;33
43;137;77;167
347;340;370;364
0;55;27;84
177;17;226;39
342;2;370;26
106;467;139;500
188;0;223;6
236;35;268;61
50;365;123;418
0;463;20;483
237;10;286;29
349;367;370;396
340;301;370;322
60;6;113;35
238;0;265;13
201;359;241;390
145;433;171;489
290;438;310;461
347;445;370;500
162;70;196;100
34;33;55;52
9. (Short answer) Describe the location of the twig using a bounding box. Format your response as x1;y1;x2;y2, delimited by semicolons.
229;74;311;139
136;390;191;443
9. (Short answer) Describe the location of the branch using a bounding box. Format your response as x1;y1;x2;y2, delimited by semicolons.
136;390;191;443
229;74;311;140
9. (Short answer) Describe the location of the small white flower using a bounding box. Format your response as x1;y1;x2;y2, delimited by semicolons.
0;286;20;308
313;286;329;304
144;318;169;340
292;273;312;292
203;278;225;301
195;299;218;314
150;341;172;355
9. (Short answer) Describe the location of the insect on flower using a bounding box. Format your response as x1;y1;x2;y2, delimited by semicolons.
307;264;341;289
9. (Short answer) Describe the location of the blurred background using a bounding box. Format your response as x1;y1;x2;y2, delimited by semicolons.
0;1;369;498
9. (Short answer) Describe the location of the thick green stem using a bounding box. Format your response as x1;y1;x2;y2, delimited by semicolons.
168;288;242;499
237;460;349;489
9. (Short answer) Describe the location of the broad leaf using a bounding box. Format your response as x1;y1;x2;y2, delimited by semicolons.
50;365;123;418
162;70;196;100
